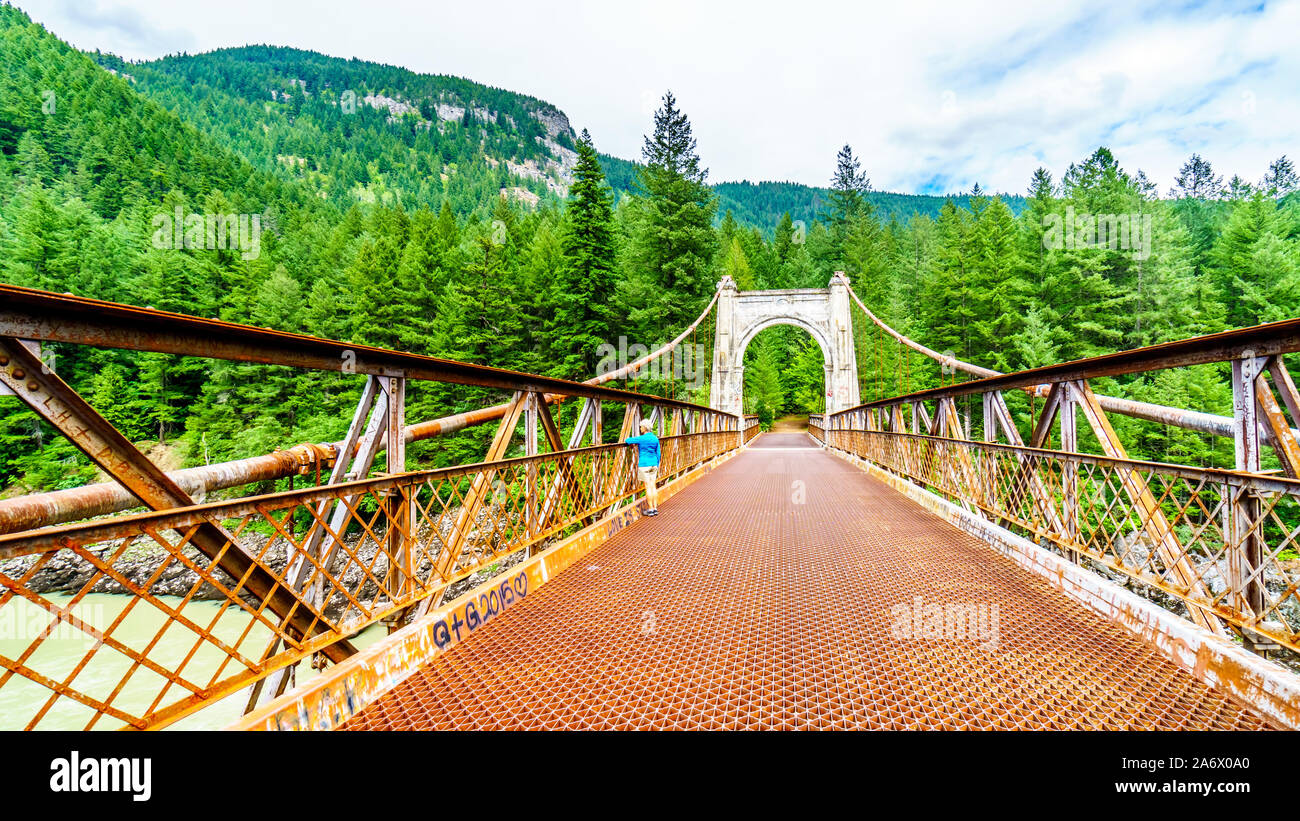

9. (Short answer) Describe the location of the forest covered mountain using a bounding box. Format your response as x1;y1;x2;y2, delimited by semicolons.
92;44;581;217
90;41;1018;230
594;153;1025;228
2;3;1299;497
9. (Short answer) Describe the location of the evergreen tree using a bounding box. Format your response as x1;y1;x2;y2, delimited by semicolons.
744;333;784;421
722;237;755;290
828;143;870;225
1212;191;1300;327
1263;156;1298;197
827;144;871;269
621;91;718;335
1171;154;1224;199
549;129;617;380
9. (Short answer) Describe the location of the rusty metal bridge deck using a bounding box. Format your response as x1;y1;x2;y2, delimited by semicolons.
340;433;1276;731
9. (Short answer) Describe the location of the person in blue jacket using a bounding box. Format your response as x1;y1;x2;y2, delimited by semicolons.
625;419;661;516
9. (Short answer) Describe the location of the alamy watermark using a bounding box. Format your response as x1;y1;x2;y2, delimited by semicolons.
596;337;708;388
151;207;261;261
50;751;151;802
890;595;1000;651
940;349;957;375
1042;207;1152;260
1;601;107;643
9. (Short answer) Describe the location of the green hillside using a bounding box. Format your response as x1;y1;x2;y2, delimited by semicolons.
92;45;578;218
600;154;1025;230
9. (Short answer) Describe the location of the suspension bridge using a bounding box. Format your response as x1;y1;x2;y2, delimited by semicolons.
0;274;1298;731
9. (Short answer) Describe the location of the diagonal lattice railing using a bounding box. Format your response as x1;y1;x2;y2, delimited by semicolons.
0;431;737;730
824;429;1300;653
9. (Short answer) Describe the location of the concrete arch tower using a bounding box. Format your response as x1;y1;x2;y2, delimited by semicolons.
709;271;860;417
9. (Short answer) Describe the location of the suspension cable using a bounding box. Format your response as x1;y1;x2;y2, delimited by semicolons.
589;290;720;387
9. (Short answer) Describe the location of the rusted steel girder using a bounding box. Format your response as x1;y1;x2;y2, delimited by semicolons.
0;284;715;413
411;392;530;622
0;394;727;534
836;317;1300;416
1073;381;1226;636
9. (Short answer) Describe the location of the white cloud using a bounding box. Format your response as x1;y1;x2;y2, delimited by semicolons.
16;0;1299;196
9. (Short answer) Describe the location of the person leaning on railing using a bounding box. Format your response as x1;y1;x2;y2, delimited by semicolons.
625;419;661;516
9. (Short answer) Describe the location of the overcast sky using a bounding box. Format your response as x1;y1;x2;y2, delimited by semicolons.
18;0;1300;196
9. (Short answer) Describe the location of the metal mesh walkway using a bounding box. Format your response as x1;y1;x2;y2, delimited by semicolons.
341;434;1277;730
745;431;818;448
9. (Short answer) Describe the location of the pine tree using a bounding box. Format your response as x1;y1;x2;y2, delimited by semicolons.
827;144;871;269
722;237;755;290
1171;154;1223;199
347;235;405;349
621;91;718;335
1020;167;1057;300
828;144;869;226
1213;191;1300;327
1166;154;1226;282
88;364;144;440
393;208;442;355
549;128;617;380
1263;156;1298;197
1226;175;1254;200
744;334;784;421
922;201;975;363
786;336;826;413
966;195;1026;370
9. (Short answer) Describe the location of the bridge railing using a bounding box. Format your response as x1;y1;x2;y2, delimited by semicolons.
743;414;761;443
827;429;1300;654
0;285;741;729
808;413;825;442
824;314;1300;655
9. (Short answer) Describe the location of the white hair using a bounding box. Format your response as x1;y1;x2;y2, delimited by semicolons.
639;419;653;431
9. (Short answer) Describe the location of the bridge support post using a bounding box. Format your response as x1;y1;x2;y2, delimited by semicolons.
827;272;861;414
524;392;540;539
709;276;742;417
1058;383;1080;564
1230;353;1270;653
383;375;411;632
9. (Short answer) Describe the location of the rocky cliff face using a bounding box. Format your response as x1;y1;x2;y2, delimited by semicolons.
358;92;578;200
531;107;571;139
